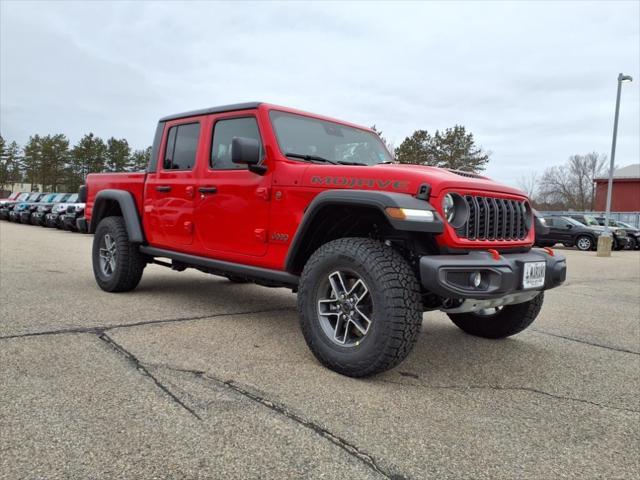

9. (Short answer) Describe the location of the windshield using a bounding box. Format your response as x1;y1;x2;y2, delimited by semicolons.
581;215;600;226
563;217;587;227
27;193;41;201
66;194;79;203
17;193;30;201
41;194;56;202
617;221;635;229
269;111;393;166
52;194;66;202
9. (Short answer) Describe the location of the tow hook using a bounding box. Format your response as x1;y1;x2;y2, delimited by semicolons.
487;249;501;260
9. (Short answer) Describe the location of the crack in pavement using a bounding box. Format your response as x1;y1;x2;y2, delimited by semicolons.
96;332;202;420
152;364;400;480
531;329;639;355
0;306;297;341
379;379;640;414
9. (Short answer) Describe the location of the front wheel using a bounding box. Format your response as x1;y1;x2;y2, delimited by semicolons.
447;293;544;339
92;216;146;292
297;238;423;377
575;235;593;251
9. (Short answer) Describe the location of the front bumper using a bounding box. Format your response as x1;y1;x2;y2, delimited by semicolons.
62;214;77;230
76;216;88;233
31;211;47;225
419;249;566;300
19;211;32;223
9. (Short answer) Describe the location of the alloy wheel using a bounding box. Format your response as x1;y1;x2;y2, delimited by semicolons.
317;270;373;347
99;233;118;276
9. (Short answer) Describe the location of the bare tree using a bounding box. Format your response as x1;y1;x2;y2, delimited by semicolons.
538;152;607;210
516;172;539;199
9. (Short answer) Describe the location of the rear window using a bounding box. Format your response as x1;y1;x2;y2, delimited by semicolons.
163;123;200;171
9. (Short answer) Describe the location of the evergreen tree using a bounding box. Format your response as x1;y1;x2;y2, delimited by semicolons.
6;141;24;183
23;135;43;189
40;134;70;191
395;125;490;172
68;133;107;191
105;137;131;172
129;146;151;172
0;135;6;186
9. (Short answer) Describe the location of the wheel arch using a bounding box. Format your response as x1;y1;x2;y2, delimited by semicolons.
285;190;443;274
89;189;145;243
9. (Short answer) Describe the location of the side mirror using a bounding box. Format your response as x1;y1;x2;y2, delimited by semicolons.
78;185;87;203
231;137;266;175
566;224;573;230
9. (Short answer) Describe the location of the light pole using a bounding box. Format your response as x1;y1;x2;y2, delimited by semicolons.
597;73;633;257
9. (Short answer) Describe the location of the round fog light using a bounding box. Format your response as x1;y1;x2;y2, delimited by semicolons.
470;271;482;288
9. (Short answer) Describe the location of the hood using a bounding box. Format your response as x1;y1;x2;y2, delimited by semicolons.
300;163;526;199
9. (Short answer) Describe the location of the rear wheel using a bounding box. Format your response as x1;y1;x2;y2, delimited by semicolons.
575;235;593;251
298;238;423;377
447;293;544;339
92;216;146;292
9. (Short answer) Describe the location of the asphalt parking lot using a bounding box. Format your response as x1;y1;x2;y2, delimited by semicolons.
1;222;639;480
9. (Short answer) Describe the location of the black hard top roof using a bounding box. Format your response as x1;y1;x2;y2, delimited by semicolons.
159;102;262;122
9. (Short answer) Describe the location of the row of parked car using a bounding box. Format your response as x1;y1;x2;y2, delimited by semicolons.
535;213;640;251
0;191;87;232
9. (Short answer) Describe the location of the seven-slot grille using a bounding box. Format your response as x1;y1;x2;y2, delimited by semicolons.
455;195;530;241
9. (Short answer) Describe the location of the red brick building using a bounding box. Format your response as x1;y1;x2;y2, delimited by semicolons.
594;164;640;211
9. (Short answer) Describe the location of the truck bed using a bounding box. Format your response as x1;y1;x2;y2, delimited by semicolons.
85;172;146;222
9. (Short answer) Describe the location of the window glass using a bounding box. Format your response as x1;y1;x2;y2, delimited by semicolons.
269;111;393;166
211;117;262;170
163;123;200;171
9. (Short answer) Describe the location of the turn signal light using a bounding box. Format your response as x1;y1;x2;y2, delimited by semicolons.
385;207;434;221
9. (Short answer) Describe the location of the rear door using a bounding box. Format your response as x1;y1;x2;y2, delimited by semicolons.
194;113;271;257
144;118;204;248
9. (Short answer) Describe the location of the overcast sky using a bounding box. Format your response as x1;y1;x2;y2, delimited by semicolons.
1;0;638;186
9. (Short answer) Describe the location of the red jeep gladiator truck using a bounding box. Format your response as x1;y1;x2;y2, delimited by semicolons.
83;102;566;377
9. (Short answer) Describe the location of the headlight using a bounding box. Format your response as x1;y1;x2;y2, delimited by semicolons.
441;193;469;228
443;194;455;222
385;207;434;221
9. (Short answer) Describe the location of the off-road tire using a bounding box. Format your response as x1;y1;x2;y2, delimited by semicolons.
92;216;146;292
447;292;544;339
575;235;593;251
298;238;423;377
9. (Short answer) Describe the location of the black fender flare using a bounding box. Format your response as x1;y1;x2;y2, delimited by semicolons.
89;189;145;243
284;189;443;272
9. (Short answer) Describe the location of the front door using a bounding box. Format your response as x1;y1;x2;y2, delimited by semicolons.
194;114;271;257
144;119;203;248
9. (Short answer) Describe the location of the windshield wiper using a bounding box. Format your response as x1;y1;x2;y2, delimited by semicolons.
285;152;337;164
336;160;368;166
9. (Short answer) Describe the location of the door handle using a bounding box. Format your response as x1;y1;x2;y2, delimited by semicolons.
155;185;172;192
199;187;218;194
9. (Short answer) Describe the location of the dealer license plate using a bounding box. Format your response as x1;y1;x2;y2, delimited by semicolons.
522;262;546;289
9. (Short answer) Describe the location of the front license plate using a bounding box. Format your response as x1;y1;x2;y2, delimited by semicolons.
522;261;546;289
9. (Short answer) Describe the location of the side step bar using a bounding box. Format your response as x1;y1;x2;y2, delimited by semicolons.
139;246;299;287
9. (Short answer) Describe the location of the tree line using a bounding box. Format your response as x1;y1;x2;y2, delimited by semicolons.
0;134;151;193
